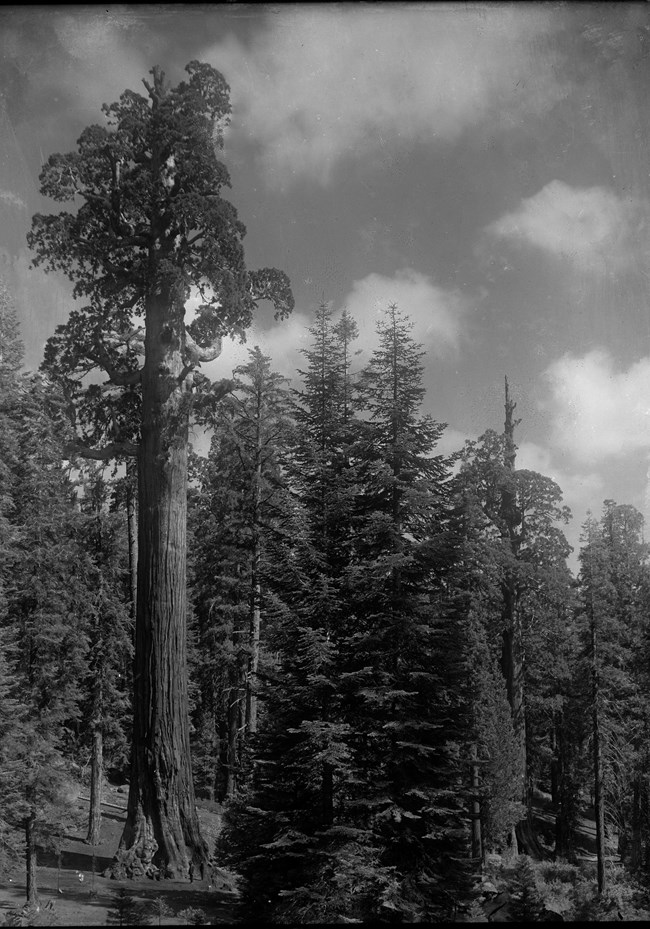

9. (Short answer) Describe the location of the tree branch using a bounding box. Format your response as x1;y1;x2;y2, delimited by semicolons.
106;368;143;387
64;440;139;461
184;331;223;364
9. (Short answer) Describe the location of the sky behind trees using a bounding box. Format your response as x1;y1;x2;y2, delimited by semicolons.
1;2;650;567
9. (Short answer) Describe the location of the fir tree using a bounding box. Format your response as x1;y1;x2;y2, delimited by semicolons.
339;303;463;920
189;346;296;801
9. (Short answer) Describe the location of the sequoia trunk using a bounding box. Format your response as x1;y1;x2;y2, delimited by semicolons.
117;291;207;879
126;459;138;623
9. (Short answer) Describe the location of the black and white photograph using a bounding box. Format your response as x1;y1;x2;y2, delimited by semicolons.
2;3;650;923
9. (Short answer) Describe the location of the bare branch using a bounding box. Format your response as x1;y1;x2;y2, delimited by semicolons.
64;440;139;461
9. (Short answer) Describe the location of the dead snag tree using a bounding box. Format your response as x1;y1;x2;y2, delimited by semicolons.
28;61;293;880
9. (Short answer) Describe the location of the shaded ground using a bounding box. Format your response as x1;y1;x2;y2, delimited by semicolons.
531;789;620;864
0;784;239;926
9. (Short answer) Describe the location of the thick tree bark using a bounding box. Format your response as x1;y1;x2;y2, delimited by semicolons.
125;459;138;624
25;811;38;909
116;289;207;879
87;723;103;846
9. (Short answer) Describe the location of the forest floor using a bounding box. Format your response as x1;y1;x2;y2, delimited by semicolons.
0;782;240;926
531;788;620;864
0;785;619;926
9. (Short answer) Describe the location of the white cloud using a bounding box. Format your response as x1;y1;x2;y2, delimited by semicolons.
196;268;464;386
203;5;565;185
199;311;313;387
517;440;603;505
342;269;466;357
0;189;26;210
485;180;643;273
542;349;650;461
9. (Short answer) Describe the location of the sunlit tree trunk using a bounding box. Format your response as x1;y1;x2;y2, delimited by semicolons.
119;289;207;879
25;809;38;909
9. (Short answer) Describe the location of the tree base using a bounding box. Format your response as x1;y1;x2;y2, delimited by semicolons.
107;803;210;881
106;846;164;881
516;817;548;860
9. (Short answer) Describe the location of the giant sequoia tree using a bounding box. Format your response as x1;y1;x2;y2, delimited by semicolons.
28;62;293;879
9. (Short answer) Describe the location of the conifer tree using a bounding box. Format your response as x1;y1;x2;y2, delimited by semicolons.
575;502;650;888
76;466;132;845
457;389;572;857
0;290;88;904
189;346;294;801
340;303;464;919
29;61;293;878
217;305;393;924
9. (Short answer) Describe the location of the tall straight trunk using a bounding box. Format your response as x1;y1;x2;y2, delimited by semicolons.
87;722;103;845
125;458;138;623
225;680;239;800
590;610;606;894
25;811;38;908
117;289;207;879
553;712;570;860
225;654;246;798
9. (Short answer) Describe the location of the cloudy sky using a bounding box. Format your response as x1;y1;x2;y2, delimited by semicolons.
1;2;650;568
